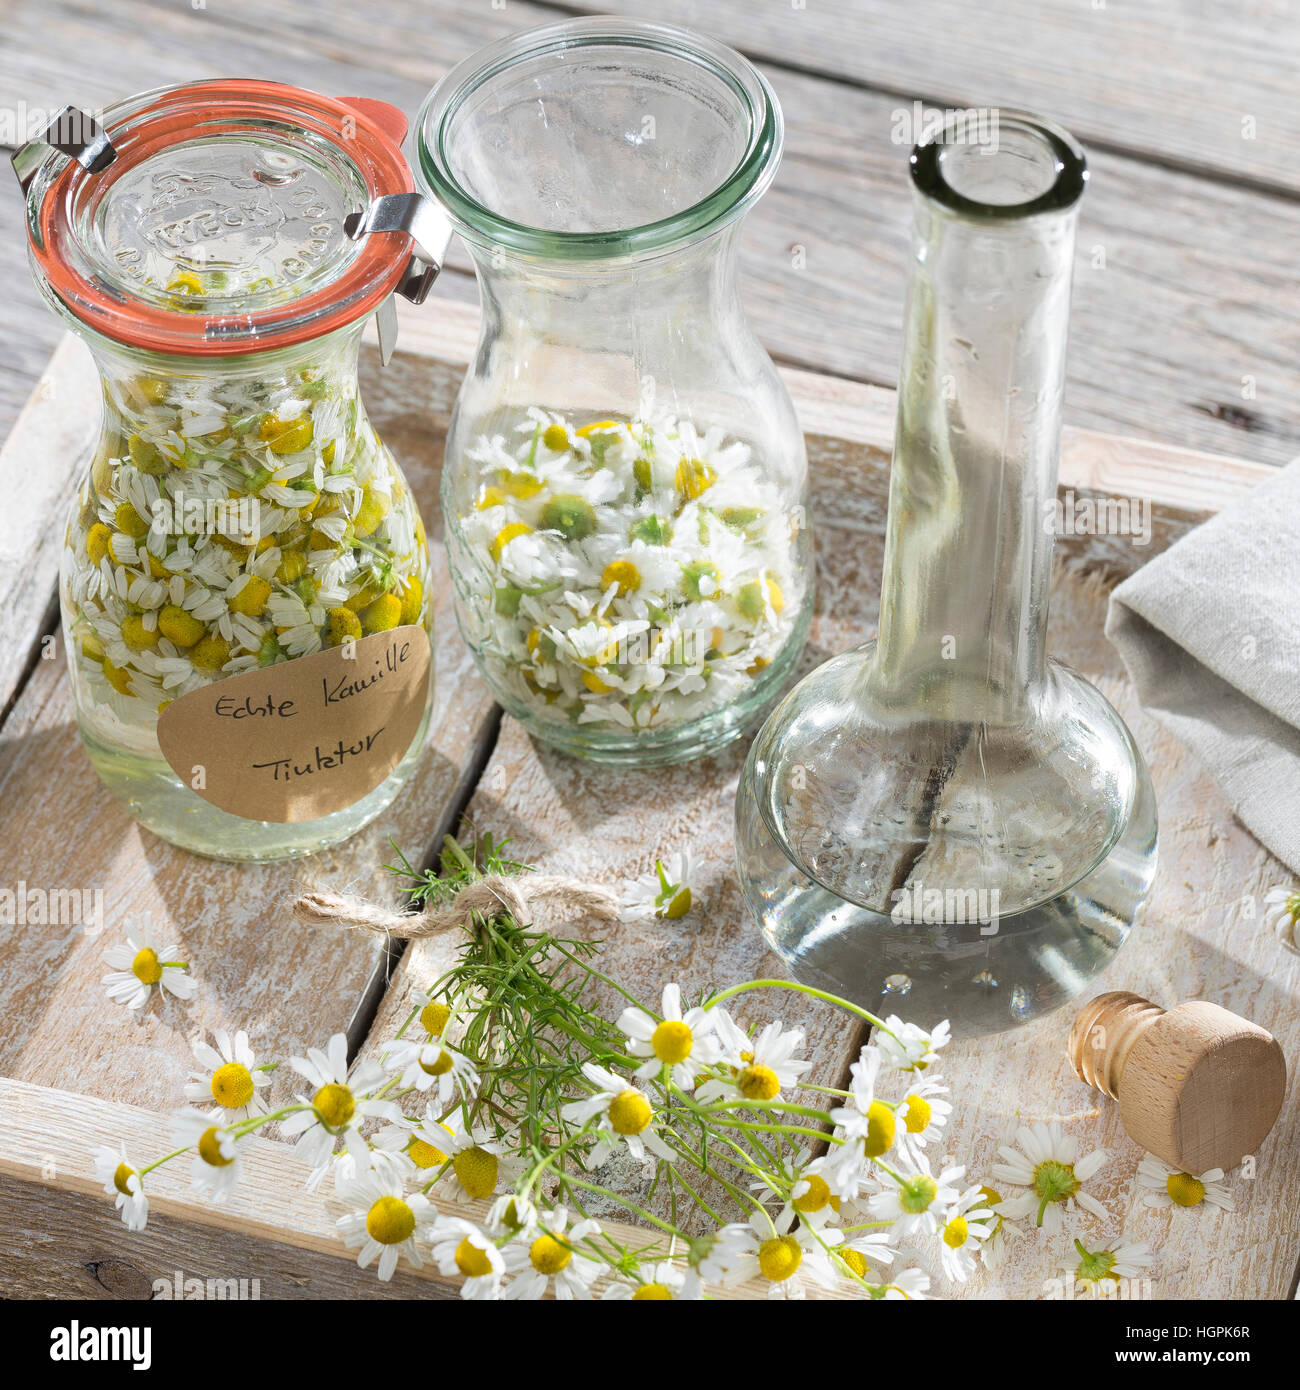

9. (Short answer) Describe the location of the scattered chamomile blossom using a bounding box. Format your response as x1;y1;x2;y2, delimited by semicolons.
561;1063;674;1165
172;1108;241;1201
502;1208;604;1301
409;989;456;1040
878;1266;931;1300
601;1261;703;1300
380;1036;480;1103
621;851;695;921
836;1229;897;1284
975;1185;1021;1270
697;1013;812;1105
700;1207;842;1300
429;1214;507;1299
895;1078;953;1158
618;982;722;1090
101;916;195;1010
827;1045;893;1195
280;1033;401;1181
1262;885;1300;955
782;1156;847;1230
417;1109;519;1204
336;1168;438;1282
867;1153;966;1241
934;1185;995;1282
1136;1155;1235;1212
487;1192;540;1241
876;1016;951;1073
1063;1236;1153;1286
992;1121;1110;1233
92;1142;148;1232
183;1029;271;1121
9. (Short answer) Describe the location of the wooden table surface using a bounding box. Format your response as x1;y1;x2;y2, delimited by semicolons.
2;1;1298;1303
1;0;1299;463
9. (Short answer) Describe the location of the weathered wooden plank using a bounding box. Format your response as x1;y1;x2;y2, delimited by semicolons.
0;339;498;1113
1;0;1297;461
561;0;1300;194
0;1078;837;1299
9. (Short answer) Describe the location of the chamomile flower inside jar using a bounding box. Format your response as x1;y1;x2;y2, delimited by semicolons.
418;18;813;765
17;82;448;860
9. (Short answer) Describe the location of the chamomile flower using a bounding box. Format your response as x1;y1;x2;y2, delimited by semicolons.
172;1107;241;1201
183;1029;271;1122
380;1036;480;1104
502;1208;603;1300
618;982;721;1090
1262;885;1300;955
92;1142;148;1231
866;1153;965;1240
561;1064;674;1164
601;1261;703;1300
935;1185;994;1282
101;915;195;1010
894;1078;953;1157
1064;1236;1153;1285
878;1266;931;1300
975;1184;1022;1270
782;1155;848;1229
429;1214;506;1300
699;1208;842;1299
876;1016;951;1073
280;1034;401;1180
335;1168;437;1282
826;1045;894;1194
697;1013;812;1105
992;1120;1110;1233
487;1191;540;1241
621;850;695;920
419;1109;519;1204
409;990;456;1040
835;1230;897;1284
1136;1155;1234;1212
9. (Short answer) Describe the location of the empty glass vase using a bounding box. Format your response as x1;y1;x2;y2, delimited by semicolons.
735;114;1158;1036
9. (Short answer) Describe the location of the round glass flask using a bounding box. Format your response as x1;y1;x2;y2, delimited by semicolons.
16;82;446;861
417;18;813;765
735;114;1158;1036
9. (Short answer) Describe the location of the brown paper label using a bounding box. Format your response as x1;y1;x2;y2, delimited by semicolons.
157;625;431;824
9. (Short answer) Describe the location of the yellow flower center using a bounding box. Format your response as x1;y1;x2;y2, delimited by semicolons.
601;559;642;595
453;1146;499;1200
841;1249;868;1279
489;521;533;561
738;1064;781;1102
662;887;692;919
455;1236;494;1279
633;1282;673;1300
113;1162;136;1197
210;1062;254;1110
312;1082;355;1129
793;1174;832;1214
1166;1172;1206;1207
903;1094;932;1133
366;1195;415;1246
943;1214;970;1249
420;1048;455;1077
757;1235;803;1283
651;1020;693;1066
529;1234;572;1275
419;1000;451;1036
408;1138;448;1168
542;423;569;451
608;1089;653;1136
197;1127;234;1168
899;1174;939;1214
862;1101;896;1158
131;947;162;985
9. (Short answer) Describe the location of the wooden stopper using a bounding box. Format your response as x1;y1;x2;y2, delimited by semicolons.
1068;991;1287;1173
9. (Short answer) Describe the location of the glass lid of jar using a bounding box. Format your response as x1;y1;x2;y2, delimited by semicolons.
17;80;438;355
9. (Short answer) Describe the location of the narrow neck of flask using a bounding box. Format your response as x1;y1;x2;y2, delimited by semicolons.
872;120;1085;723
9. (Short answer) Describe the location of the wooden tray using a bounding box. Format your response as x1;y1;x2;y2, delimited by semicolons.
1;300;1294;1301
